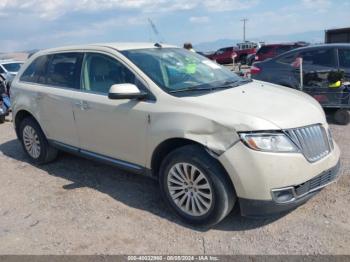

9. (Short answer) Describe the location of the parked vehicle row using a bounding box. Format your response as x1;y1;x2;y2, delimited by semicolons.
253;42;308;64
11;43;340;227
204;42;308;66
206;41;260;65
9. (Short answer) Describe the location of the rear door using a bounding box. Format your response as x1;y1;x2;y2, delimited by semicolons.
38;52;83;147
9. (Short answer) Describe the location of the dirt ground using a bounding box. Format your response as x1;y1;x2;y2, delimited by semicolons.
0;117;349;255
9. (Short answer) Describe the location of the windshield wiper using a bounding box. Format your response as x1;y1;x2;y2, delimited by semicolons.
169;79;252;94
169;86;214;93
217;79;252;89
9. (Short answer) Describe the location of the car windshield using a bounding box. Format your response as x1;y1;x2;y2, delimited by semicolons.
2;62;22;72
122;48;245;94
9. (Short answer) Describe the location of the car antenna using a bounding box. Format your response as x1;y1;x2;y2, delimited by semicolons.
154;43;162;48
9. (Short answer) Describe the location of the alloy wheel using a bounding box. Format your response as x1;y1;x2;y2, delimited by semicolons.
167;163;213;217
22;125;41;159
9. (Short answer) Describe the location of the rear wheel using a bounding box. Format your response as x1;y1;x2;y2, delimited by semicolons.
334;109;350;125
19;117;58;164
0;115;5;124
159;145;236;227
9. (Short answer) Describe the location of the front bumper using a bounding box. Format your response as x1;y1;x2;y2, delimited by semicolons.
239;161;340;217
218;140;341;200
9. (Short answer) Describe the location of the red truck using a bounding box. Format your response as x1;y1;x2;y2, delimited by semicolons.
206;41;260;65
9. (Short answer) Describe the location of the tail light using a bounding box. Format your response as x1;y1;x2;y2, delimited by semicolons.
250;65;261;75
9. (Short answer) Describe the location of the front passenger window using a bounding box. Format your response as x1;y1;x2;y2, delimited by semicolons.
82;53;136;94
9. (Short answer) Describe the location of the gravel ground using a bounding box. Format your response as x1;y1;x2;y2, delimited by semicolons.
0;117;349;255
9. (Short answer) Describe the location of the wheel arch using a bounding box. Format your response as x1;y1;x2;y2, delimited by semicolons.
151;138;201;178
150;138;236;194
14;109;42;139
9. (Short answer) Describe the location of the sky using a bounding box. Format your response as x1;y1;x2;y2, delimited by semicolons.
0;0;349;52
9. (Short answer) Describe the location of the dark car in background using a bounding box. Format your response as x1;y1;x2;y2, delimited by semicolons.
251;44;350;88
253;42;308;63
251;44;350;124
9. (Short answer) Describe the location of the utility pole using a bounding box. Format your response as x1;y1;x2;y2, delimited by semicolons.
241;18;248;42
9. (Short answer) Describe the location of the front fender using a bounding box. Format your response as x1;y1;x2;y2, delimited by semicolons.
147;112;240;167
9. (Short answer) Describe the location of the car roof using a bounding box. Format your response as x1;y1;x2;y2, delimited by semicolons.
293;43;350;51
269;43;350;61
261;42;306;47
37;42;178;54
0;60;24;64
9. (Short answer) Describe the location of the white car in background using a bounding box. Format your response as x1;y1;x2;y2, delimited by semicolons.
10;43;341;227
0;60;24;78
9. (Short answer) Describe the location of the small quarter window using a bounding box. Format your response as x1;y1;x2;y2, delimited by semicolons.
20;55;50;84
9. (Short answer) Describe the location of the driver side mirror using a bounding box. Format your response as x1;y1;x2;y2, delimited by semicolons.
108;84;147;100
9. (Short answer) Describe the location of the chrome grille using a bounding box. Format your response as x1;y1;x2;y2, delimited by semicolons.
285;124;331;162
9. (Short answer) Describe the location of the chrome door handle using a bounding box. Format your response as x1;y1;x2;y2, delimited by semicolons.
75;101;90;111
81;101;90;110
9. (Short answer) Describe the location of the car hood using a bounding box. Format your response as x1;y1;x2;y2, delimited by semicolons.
181;80;327;131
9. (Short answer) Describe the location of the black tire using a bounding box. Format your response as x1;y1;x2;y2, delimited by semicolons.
0;115;5;124
159;145;236;227
19;117;58;164
334;109;350;125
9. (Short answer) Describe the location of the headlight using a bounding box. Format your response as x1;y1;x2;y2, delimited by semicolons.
240;133;299;152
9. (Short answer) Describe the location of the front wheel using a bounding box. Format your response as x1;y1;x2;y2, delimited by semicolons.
159;145;236;227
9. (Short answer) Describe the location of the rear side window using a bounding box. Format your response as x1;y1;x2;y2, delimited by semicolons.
20;55;50;84
46;53;83;89
300;48;337;67
339;49;350;68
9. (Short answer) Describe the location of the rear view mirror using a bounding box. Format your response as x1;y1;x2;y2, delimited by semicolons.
108;84;147;100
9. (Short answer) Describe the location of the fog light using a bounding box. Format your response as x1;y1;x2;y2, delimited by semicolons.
272;188;295;203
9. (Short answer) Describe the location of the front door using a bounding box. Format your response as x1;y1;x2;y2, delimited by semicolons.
73;52;149;166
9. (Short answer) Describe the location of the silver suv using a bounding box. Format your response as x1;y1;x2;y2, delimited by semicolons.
11;43;341;226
